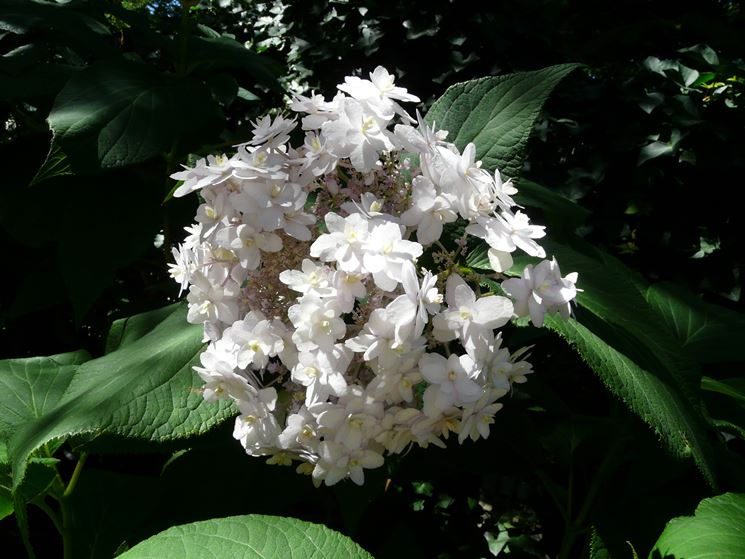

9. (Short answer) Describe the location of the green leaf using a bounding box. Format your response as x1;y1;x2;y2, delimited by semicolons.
465;243;490;270
701;377;745;441
29;141;73;186
0;442;60;522
0;350;91;441
185;35;281;91
639;141;674;165
118;515;375;559
679;44;720;66
514;179;590;232
105;303;181;354
646;282;745;364
48;62;218;169
534;238;720;483
702;377;745;404
0;460;58;521
0;0;114;56
425;64;580;179
237;87;260;102
7;304;234;492
651;493;745;558
541;240;702;398
546;316;717;488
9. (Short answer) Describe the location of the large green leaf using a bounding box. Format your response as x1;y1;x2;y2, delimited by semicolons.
650;493;745;558
118;515;375;559
541;239;703;401
7;304;234;491
547;315;717;488
0;350;91;441
425;64;580;179
646;282;745;364
105;303;181;354
47;61;218;169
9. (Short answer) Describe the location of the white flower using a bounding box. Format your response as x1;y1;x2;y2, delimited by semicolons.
169;244;196;295
393;110;448;154
297;131;339;177
420;353;483;416
216;224;282;271
291;345;351;405
458;390;504;444
279;406;320;451
194;340;254;402
171;153;232;198
290;91;342;130
331;270;367;313
338;66;419;122
170;65;581;483
233;388;282;456
502;258;579;327
432;273;513;351
436;143;494;217
316;388;383;452
279;259;335;297
249;114;296;147
362;221;423;291
385;262;441;343
321;97;396;172
186;272;240;330
310;212;370;273
466;211;546;258
225;311;285;370
312;441;384;486
400;175;457;246
288;293;346;351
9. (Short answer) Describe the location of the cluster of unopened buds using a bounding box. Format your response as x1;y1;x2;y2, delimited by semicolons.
169;67;579;486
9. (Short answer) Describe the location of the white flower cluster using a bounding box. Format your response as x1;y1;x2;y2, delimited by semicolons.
169;66;579;486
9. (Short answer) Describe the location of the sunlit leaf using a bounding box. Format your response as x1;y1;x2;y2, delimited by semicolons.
118;515;374;559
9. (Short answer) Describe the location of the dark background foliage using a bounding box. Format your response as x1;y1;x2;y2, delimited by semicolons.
2;1;744;558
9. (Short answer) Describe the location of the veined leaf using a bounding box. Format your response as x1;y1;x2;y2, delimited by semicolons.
425;64;581;179
48;62;218;169
7;304;234;492
547;316;717;488
514;179;590;232
646;282;745;364
541;239;703;402
118;515;375;559
0;350;91;441
29;141;73;186
651;493;745;558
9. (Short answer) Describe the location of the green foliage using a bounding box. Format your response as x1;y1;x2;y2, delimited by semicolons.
3;304;234;492
646;282;745;364
2;2;745;558
547;315;715;486
651;493;745;559
425;64;581;179
48;62;217;169
1;0;281;330
117;515;375;559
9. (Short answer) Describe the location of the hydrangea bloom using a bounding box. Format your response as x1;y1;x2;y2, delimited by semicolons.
169;66;579;486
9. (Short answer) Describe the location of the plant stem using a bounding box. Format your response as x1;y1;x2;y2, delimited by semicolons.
45;452;88;559
557;437;626;559
62;452;87;499
13;494;36;559
33;498;63;536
